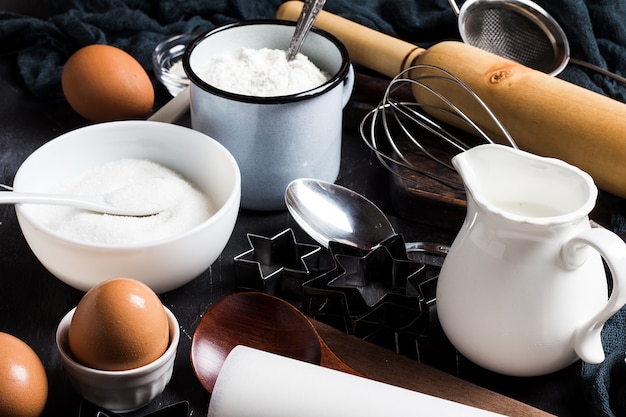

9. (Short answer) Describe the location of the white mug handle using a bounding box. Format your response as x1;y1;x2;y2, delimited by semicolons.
561;227;626;363
341;64;355;108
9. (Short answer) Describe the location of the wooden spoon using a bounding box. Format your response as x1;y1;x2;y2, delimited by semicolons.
190;292;360;393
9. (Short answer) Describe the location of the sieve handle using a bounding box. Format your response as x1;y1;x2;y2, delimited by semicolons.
277;1;425;78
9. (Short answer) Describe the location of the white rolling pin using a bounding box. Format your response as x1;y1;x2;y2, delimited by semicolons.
208;346;505;417
277;1;626;199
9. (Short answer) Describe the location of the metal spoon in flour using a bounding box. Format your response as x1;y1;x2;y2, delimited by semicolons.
0;184;165;217
285;0;327;61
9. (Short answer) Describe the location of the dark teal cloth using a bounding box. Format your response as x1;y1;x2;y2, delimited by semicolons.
540;1;626;103
2;0;626;101
581;307;626;417
1;1;626;416
0;0;457;99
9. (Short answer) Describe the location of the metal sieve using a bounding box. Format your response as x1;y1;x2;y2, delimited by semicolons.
448;0;626;83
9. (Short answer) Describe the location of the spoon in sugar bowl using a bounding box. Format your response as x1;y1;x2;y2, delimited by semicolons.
0;183;166;217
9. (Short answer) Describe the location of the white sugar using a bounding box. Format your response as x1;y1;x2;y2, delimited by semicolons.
197;47;330;96
31;159;214;245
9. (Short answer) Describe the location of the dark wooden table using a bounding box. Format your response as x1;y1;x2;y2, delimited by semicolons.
0;48;595;416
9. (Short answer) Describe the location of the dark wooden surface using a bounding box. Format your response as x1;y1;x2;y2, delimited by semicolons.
0;45;595;416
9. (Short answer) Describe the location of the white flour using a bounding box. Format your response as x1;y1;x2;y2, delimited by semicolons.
31;159;214;245
196;47;330;96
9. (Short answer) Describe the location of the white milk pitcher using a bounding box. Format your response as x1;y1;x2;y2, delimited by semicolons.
436;144;626;377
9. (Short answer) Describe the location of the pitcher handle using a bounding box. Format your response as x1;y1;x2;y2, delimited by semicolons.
561;228;626;364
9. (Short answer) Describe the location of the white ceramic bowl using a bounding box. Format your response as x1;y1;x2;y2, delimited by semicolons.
56;307;180;413
13;121;241;293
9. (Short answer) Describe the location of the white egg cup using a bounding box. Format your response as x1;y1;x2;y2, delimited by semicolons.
56;307;180;413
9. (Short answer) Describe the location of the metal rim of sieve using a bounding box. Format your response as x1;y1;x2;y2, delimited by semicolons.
455;0;570;76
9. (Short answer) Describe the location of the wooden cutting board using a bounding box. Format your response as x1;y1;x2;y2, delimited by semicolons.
313;320;554;417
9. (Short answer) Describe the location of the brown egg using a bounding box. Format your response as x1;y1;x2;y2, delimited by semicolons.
0;332;48;417
68;278;170;371
61;44;154;122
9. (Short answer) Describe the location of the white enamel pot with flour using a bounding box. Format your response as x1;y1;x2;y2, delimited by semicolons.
184;20;354;211
436;144;626;377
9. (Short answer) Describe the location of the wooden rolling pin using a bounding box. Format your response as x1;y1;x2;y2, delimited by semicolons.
314;321;555;416
277;1;626;199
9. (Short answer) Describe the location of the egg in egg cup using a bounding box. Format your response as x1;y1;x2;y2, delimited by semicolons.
55;306;180;413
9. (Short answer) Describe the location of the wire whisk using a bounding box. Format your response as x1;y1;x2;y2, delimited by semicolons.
360;64;517;189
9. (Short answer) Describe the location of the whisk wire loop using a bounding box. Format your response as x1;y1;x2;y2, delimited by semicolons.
360;64;516;188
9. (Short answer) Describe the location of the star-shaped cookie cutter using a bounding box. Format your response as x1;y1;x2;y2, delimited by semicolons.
234;228;321;304
328;240;426;307
301;234;437;338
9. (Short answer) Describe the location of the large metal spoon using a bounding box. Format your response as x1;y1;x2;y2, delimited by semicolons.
285;178;449;255
1;184;165;217
285;0;326;61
